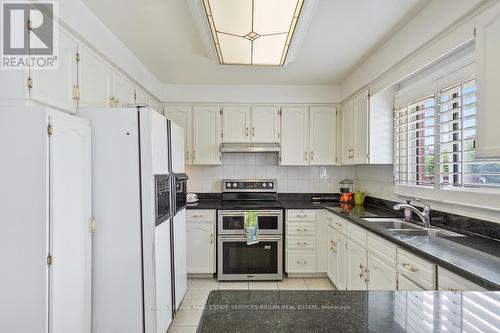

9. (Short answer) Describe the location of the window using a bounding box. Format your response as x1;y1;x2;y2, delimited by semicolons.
394;96;435;186
439;79;500;188
394;75;500;190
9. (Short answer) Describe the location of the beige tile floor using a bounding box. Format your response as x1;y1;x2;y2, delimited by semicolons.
167;277;335;332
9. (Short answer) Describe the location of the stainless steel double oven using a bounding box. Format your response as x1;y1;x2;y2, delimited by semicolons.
217;180;283;281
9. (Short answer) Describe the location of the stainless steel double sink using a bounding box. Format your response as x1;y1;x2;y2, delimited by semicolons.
361;218;466;237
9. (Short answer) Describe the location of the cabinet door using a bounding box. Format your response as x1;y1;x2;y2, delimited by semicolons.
341;101;354;164
251;106;280;143
134;88;148;105
222;106;251;142
78;46;112;108
346;238;367;290
49;112;92;333
165;106;193;164
475;4;500;158
367;252;397;290
192;106;222;165
336;108;343;165
281;107;309;165
309;107;336;165
186;221;215;274
398;274;424;291
336;233;347;290
30;32;77;112
111;72;135;107
353;90;369;164
327;226;337;283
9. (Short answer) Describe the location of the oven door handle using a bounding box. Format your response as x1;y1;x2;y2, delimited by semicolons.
218;236;282;242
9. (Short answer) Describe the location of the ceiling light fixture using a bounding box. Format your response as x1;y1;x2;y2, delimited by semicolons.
202;0;304;66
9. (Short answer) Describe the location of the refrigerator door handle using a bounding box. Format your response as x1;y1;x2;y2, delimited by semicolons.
169;172;177;217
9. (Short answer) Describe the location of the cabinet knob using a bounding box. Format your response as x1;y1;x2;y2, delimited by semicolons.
252;126;255;137
245;127;249;136
304;151;308;161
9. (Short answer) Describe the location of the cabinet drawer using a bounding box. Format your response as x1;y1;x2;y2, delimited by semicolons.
397;248;436;290
287;210;317;222
347;222;367;245
333;215;347;235
368;233;397;264
438;267;486;291
286;222;316;236
287;252;316;273
287;236;316;250
325;212;336;228
186;209;215;221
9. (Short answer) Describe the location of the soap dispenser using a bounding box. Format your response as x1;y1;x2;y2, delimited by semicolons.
404;200;412;222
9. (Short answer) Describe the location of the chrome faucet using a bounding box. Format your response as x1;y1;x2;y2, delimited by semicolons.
393;199;432;228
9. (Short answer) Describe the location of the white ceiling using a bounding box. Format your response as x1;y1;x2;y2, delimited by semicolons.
82;0;430;85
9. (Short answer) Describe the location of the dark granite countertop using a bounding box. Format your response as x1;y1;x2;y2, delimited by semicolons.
185;194;500;289
186;200;221;210
324;204;500;290
198;290;500;333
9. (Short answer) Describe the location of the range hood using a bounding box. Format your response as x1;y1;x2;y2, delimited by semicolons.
219;142;280;153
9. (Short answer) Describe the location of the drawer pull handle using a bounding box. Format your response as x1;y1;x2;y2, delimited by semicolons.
296;228;308;232
297;261;308;264
330;240;337;252
401;263;418;272
297;242;307;245
447;288;459;291
359;264;364;279
295;214;307;218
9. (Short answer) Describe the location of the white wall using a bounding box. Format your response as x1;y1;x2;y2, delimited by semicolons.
163;84;340;104
340;0;483;100
187;153;353;193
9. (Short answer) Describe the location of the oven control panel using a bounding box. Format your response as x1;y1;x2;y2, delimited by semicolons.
223;179;277;192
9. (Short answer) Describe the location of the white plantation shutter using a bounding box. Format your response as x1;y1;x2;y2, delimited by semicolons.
394;96;436;186
439;79;500;189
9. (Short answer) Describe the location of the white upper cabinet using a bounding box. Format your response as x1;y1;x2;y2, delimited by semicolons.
475;3;500;158
353;90;369;164
192;106;222;165
342;90;370;165
134;88;148;105
110;72;135;107
78;46;112;108
341;100;354;164
251;106;280;143
281;106;337;165
222;105;280;143
309;106;337;165
222;106;251;142
30;31;78;113
165;106;193;164
281;106;310;165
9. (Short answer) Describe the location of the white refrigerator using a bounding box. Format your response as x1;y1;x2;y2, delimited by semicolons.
79;107;186;333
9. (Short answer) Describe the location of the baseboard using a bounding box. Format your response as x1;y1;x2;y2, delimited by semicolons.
187;273;215;279
286;272;328;278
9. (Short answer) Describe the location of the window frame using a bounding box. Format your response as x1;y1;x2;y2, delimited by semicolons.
393;62;500;211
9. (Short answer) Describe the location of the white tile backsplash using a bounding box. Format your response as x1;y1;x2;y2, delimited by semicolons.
186;153;354;193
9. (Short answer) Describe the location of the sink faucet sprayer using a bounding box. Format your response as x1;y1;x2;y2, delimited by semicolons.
393;199;432;228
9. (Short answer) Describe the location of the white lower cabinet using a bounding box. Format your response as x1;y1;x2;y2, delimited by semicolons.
366;234;397;290
327;225;336;282
397;248;436;290
186;210;215;274
437;267;486;291
366;252;397;290
346;238;368;290
335;232;348;290
286;210;317;273
397;274;425;291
